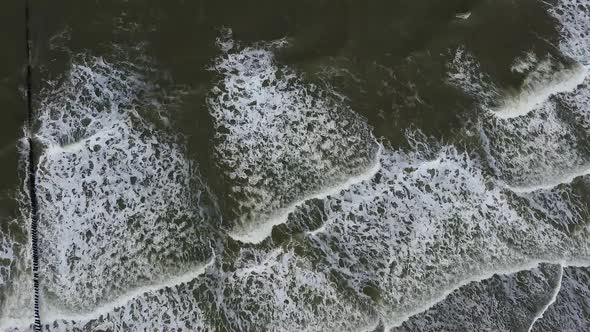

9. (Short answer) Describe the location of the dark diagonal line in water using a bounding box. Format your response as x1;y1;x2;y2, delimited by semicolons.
24;0;41;330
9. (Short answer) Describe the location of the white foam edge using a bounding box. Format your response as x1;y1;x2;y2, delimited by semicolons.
504;165;590;193
455;12;471;20
492;65;589;119
43;127;119;156
0;256;218;331
385;258;590;330
526;264;564;332
358;319;384;332
228;142;384;244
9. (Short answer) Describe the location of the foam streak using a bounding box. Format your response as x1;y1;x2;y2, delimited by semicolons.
493;65;588;119
505;166;590;193
526;265;564;332
229;144;383;243
40;256;215;325
386;259;586;330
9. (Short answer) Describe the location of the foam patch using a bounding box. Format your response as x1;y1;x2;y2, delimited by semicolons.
495;57;588;119
202;248;379;332
37;248;379;332
391;263;562;332
39;260;214;332
447;0;590;189
479;98;588;189
508;179;589;235
41;285;212;332
291;141;589;328
0;232;14;288
0;228;34;332
35;55;216;312
0;243;33;332
548;0;590;65
208;33;379;243
449;48;590;189
0;137;35;331
530;266;590;331
29;140;590;330
558;72;590;135
447;47;499;105
6;1;590;329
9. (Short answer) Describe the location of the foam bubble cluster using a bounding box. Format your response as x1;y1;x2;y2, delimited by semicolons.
447;0;590;190
3;0;590;329
530;266;590;331
208;34;379;243
449;48;590;189
116;135;583;332
0;138;35;331
480;98;588;188
447;46;499;105
496;59;588;119
40;280;213;332
0;233;14;292
39;247;379;332
391;263;562;332
202;248;378;332
0;228;34;332
289;141;589;328
35;55;216;312
548;0;590;64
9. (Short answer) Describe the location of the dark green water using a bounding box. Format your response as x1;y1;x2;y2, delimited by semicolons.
1;0;590;331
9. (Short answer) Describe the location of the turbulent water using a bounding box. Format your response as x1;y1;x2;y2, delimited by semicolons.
0;0;590;331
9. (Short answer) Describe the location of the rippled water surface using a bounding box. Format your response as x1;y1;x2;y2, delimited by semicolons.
1;0;590;331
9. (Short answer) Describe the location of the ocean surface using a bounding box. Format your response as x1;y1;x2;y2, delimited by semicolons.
1;0;590;331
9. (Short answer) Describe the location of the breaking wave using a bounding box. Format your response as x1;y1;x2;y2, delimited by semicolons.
208;32;379;243
35;55;217;312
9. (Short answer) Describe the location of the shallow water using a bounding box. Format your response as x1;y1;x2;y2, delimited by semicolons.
1;0;590;331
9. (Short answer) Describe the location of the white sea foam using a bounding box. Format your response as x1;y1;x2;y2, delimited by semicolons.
205;248;379;332
530;266;590;331
490;0;590;120
40;256;215;325
40;278;214;332
299;141;590;329
1;258;214;331
0;318;34;332
447;0;590;191
389;262;565;331
29;256;590;332
5;1;590;329
479;99;588;188
209;33;379;244
493;64;588;119
0;136;34;331
0;244;32;332
447;46;499;103
505;165;590;193
38;141;587;332
229;144;383;243
511;52;539;74
449;47;590;189
35;55;216;312
455;12;471;20
527;265;564;332
548;0;590;65
38;249;381;331
0;233;14;290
